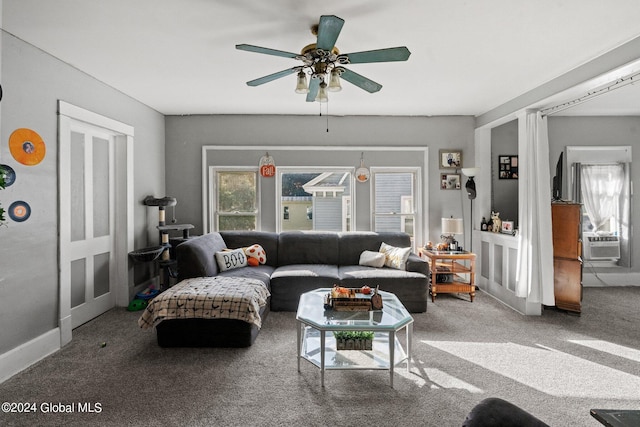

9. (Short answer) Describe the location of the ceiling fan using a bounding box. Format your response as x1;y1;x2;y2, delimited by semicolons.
236;15;411;103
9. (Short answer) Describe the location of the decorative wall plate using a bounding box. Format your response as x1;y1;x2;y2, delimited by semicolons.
8;200;31;222
0;164;16;187
9;128;46;166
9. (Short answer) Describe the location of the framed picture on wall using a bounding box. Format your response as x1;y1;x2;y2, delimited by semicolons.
441;173;461;190
439;149;462;169
498;155;518;179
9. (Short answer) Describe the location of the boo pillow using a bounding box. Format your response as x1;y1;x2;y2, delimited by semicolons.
215;248;247;272
379;242;411;270
359;250;386;268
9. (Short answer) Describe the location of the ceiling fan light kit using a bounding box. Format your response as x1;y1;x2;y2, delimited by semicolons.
295;71;309;94
316;82;329;103
236;15;410;104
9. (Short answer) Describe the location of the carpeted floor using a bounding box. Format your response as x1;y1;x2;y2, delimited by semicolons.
1;287;639;426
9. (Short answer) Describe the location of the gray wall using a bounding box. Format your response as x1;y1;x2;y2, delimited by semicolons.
165;115;476;244
0;32;165;354
547;115;640;272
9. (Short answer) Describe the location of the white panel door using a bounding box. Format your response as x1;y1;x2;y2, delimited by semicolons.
59;101;134;346
64;123;117;329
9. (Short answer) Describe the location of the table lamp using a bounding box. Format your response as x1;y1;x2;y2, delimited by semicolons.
441;217;464;250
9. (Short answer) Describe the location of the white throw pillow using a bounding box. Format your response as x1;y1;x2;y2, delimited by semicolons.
359;250;386;268
379;242;411;270
215;248;248;272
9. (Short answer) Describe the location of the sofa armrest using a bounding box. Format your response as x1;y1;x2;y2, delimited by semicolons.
406;253;428;275
176;233;227;281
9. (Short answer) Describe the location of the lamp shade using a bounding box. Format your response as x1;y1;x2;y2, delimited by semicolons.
442;217;464;235
295;71;309;94
315;82;329;103
461;167;480;177
328;69;342;92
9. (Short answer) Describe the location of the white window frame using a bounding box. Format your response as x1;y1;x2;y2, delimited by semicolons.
209;166;260;231
276;167;355;232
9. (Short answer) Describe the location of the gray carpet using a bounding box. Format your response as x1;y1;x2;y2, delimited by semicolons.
1;287;639;427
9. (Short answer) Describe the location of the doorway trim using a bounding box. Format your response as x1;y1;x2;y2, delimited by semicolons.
58;101;134;346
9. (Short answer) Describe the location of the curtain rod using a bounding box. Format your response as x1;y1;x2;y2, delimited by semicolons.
541;70;640;117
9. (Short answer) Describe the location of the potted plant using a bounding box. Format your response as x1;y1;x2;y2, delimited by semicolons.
334;331;374;350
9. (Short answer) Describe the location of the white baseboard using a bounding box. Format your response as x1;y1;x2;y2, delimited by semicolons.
583;272;640;287
0;329;60;384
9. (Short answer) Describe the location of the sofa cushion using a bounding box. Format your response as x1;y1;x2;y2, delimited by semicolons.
278;231;339;266
217;265;274;288
359;250;386;268
379;242;411;270
215;248;248;271
339;265;428;312
338;232;412;266
270;264;340;311
176;232;227;280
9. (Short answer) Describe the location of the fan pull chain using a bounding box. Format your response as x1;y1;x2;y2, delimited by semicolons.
326;101;329;132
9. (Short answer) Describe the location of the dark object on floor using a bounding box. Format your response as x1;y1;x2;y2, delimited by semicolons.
591;408;640;427
462;397;549;427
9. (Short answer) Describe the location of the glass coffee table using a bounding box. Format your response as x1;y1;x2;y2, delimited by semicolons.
296;288;414;388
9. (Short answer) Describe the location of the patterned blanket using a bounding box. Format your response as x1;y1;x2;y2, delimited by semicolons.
138;276;270;330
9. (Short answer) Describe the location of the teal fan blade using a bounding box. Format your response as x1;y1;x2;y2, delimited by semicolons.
345;47;411;64
236;44;299;59
246;68;299;86
306;78;320;102
340;68;383;93
316;15;344;51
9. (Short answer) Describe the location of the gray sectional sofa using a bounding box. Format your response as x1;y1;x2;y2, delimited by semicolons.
155;230;428;347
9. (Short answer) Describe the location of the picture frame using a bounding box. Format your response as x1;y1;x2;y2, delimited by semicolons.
441;173;461;190
439;149;462;169
501;220;515;234
498;155;518;179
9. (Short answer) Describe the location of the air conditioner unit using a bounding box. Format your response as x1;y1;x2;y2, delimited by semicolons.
583;235;620;260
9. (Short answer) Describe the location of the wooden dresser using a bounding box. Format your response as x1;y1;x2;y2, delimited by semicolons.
551;202;582;313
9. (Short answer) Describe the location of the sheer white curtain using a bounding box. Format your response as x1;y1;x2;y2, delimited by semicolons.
516;111;555;306
580;164;624;232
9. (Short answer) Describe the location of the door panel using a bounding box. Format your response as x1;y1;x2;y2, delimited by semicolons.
59;101;134;347
65;124;116;329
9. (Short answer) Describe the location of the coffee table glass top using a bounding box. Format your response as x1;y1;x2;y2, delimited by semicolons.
296;288;413;331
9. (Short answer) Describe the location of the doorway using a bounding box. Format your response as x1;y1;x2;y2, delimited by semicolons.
58;101;134;346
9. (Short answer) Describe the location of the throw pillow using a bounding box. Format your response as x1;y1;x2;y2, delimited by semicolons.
244;244;266;266
359;250;386;268
379;242;411;270
215;248;247;272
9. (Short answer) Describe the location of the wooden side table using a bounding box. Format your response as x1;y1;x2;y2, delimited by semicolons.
420;249;476;302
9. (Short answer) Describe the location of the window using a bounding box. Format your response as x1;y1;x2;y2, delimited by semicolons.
211;168;259;231
277;168;353;232
371;169;420;244
567;146;632;267
579;164;624;235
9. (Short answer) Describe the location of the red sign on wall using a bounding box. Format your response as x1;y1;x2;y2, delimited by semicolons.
259;153;275;178
260;164;275;177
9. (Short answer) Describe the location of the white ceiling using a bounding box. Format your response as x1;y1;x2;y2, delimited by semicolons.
3;0;640;117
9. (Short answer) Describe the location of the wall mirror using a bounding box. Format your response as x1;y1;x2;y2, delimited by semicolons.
490;119;519;228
